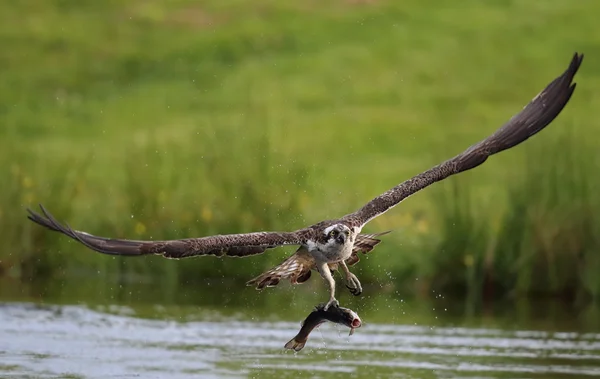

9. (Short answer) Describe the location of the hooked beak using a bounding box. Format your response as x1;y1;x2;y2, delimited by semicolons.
336;234;346;244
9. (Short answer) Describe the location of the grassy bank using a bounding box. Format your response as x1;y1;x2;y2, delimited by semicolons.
1;1;599;300
422;133;600;301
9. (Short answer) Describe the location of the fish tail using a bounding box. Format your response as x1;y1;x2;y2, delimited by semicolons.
284;337;307;352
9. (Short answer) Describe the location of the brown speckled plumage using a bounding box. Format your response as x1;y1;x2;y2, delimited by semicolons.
27;53;583;299
27;205;314;258
245;231;390;289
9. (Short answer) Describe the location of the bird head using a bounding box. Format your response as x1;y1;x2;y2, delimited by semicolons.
323;224;352;245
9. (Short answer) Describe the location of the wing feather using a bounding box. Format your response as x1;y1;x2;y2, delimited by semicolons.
247;231;391;288
27;205;309;258
246;248;315;289
346;231;391;266
343;52;584;228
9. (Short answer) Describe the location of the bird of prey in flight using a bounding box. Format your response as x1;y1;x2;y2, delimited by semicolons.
28;53;583;310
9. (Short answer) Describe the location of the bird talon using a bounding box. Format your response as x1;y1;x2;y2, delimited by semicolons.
323;298;339;311
345;273;363;296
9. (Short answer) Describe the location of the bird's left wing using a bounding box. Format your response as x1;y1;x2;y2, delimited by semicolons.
342;52;584;229
27;204;310;258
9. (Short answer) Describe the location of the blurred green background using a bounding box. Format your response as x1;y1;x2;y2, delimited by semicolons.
2;0;599;302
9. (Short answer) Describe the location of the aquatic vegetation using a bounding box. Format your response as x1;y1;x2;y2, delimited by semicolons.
427;133;600;300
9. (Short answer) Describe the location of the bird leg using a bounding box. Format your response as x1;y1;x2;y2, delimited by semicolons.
317;261;339;310
340;260;363;296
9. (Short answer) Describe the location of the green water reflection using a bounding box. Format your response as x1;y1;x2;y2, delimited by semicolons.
1;275;600;379
2;275;599;331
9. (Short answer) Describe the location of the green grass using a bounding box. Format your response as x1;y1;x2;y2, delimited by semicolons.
426;132;600;300
1;0;599;299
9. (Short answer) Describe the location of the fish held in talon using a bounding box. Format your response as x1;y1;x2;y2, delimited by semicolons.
284;303;362;352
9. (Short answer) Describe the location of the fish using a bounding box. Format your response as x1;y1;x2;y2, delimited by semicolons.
284;303;362;351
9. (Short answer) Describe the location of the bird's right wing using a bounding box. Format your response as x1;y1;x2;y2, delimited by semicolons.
342;52;584;229
27;204;311;259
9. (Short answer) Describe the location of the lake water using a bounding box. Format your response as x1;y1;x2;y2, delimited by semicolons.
1;277;599;378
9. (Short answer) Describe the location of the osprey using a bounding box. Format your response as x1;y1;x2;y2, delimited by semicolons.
28;53;583;310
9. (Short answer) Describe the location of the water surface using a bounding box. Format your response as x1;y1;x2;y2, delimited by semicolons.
1;277;599;378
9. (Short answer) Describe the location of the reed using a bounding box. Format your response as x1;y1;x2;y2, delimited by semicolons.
425;132;600;300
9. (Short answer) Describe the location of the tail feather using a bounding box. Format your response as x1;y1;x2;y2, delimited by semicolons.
354;231;391;253
347;231;391;266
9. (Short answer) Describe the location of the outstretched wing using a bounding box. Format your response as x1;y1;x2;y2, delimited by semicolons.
343;52;584;229
27;205;310;258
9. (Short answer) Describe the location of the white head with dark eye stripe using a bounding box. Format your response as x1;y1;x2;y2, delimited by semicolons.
306;223;356;258
323;224;352;246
